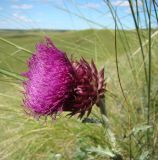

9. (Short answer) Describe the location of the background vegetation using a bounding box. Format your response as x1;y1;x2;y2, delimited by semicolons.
0;0;158;159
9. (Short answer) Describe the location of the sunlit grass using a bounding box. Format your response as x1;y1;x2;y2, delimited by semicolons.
0;0;158;159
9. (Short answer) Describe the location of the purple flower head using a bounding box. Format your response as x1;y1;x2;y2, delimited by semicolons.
22;37;106;119
23;37;75;118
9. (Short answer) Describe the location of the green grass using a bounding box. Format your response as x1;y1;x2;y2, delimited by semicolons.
0;27;158;160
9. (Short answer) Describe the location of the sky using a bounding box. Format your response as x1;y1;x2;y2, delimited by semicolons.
0;0;157;30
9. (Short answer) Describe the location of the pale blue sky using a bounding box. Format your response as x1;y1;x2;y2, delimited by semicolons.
0;0;157;30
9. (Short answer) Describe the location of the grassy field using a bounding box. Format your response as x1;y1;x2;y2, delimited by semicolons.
0;29;158;160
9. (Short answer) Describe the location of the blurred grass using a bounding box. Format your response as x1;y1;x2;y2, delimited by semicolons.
0;1;158;158
0;29;149;72
0;28;158;159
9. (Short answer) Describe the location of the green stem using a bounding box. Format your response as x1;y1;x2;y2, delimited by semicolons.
145;0;152;148
0;68;24;81
0;37;32;54
98;99;123;160
128;0;148;85
98;98;107;117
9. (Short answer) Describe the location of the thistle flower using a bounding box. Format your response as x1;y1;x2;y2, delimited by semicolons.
23;37;105;119
63;58;105;118
23;38;75;119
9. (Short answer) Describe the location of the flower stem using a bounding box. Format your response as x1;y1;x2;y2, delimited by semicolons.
98;98;123;160
98;98;107;117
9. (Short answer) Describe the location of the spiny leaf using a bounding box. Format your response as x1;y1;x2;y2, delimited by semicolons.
139;150;150;160
129;124;152;136
87;145;115;158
